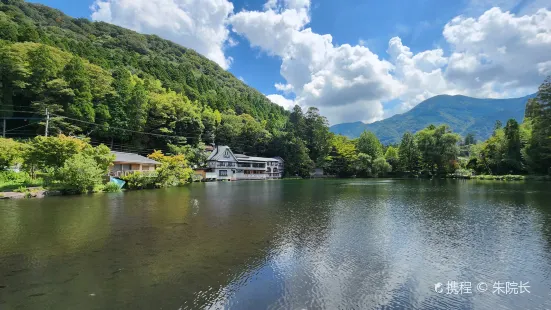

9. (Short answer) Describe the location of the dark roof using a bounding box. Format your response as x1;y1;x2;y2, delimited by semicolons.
207;145;237;161
111;151;160;165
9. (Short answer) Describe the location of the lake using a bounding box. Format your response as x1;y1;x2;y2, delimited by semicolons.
1;179;551;309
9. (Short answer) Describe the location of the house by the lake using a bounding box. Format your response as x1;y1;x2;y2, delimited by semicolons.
198;146;284;181
109;151;161;177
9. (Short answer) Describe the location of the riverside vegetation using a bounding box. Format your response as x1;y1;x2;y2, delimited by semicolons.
0;135;194;195
1;0;550;194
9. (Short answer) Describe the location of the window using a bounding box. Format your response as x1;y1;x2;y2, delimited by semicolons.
219;170;228;176
223;149;231;158
252;163;265;168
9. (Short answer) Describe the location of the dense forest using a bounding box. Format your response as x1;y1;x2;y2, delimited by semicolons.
0;0;288;151
1;0;550;178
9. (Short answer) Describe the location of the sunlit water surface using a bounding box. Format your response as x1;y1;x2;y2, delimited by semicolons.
1;179;551;309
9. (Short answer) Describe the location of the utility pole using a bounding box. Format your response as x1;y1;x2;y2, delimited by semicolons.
2;118;5;138
45;108;50;137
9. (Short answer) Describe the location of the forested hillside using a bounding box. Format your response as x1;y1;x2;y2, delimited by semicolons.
331;94;535;144
0;0;288;152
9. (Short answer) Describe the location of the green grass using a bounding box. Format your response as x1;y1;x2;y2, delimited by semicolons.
0;171;44;192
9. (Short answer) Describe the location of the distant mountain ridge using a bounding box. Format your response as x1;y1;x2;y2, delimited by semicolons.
330;94;536;144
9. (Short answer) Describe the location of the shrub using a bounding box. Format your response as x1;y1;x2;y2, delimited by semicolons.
148;151;193;187
121;172;155;190
0;138;25;170
103;181;122;192
55;153;104;194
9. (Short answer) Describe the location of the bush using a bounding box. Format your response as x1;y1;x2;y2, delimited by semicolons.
148;151;193;187
103;182;122;192
0;171;43;191
121;172;155;190
55;154;104;194
0;138;25;170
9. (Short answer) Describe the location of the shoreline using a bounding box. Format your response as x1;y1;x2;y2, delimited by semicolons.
2;175;550;200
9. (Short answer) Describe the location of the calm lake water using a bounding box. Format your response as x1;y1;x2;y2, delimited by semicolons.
1;179;551;309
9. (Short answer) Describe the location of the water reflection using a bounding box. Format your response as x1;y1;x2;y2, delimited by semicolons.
1;180;551;309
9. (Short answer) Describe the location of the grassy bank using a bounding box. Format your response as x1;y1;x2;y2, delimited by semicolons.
447;174;551;181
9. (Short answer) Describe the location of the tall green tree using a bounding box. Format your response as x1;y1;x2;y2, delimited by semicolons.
416;125;460;175
524;77;551;174
464;133;476;146
62;57;94;124
326;135;358;177
503;119;523;173
398;132;421;173
384;146;399;170
304;107;332;165
357;130;383;159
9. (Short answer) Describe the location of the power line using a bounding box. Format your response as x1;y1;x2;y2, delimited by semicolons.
50;113;200;139
5;119;44;133
0;109;41;114
1;109;201;139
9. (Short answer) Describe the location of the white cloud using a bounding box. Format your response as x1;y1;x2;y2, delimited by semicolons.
266;94;296;110
275;83;294;93
231;1;401;125
233;3;551;124
90;0;551;125
90;0;234;69
443;7;551;92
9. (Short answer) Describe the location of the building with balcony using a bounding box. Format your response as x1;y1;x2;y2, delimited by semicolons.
201;145;284;181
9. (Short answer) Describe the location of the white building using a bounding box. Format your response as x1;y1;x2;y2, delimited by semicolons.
203;146;284;181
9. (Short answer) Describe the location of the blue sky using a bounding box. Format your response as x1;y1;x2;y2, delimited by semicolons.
31;0;551;124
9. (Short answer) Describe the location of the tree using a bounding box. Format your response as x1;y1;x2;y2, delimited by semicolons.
503;119;523;173
0;18;18;41
493;120;503;135
148;150;193;187
289;105;306;138
62;57;94;124
372;157;392;177
416;125;460;175
355;153;372;177
268;132;313;178
384;146;399;169
398;132;421;173
22;135;113;177
524;77;551;174
28;45;59;94
56;153;104;194
23;135;89;173
0;45;30;114
326;135;358;177
357;131;383;159
0;138;25;170
464;133;476;146
304;107;332;165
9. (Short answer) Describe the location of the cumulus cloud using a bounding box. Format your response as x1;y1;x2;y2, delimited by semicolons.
443;7;551;93
266;94;296;110
90;0;551;125
91;0;234;69
231;1;401;124
233;3;551;124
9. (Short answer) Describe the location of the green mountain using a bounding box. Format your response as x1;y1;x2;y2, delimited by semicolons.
330;94;536;144
0;0;287;150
